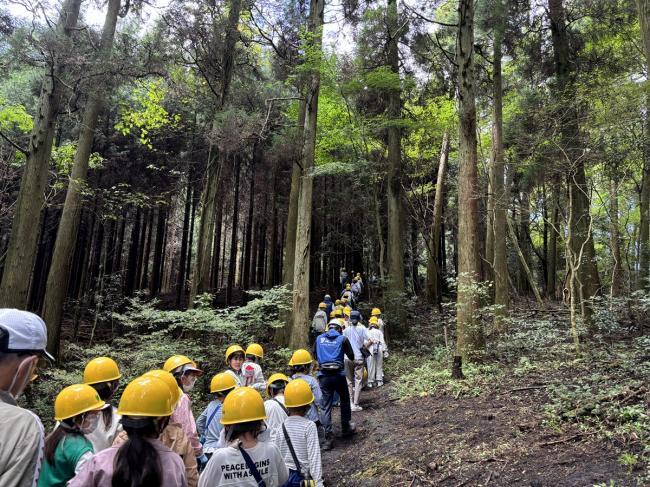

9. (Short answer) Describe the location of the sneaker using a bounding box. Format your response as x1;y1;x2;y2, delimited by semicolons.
351;404;363;412
377;381;383;387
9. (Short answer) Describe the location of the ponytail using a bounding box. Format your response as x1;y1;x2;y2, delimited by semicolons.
112;419;162;487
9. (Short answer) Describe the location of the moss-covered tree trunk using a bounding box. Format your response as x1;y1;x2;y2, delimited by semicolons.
427;131;449;306
455;0;485;365
0;0;83;308
289;0;324;349
41;0;121;356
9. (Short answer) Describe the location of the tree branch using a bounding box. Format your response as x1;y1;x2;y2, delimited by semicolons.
0;129;29;156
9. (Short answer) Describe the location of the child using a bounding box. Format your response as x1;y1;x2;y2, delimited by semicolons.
197;372;237;458
39;384;106;486
371;307;385;334
264;373;289;442
288;350;324;437
275;379;323;487
113;369;198;487
367;317;387;387
243;343;266;393
199;388;288;487
223;344;246;386
164;354;205;466
70;376;186;487
82;357;122;453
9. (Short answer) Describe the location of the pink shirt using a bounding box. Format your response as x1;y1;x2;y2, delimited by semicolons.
171;393;202;456
69;438;187;487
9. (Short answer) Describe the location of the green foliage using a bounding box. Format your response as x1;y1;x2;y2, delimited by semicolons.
50;141;104;176
0;96;32;133
115;79;180;149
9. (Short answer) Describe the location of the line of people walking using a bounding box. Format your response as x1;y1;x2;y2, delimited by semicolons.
0;297;388;487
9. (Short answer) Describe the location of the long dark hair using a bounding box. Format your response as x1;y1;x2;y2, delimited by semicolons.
44;420;83;465
91;381;117;429
112;418;163;487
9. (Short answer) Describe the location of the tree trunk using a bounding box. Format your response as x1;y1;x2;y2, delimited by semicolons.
455;0;485;362
268;160;279;286
637;0;650;288
374;190;386;282
549;0;600;319
427;131;449;305
125;208;142;296
289;0;325;349
386;0;406;333
507;215;544;308
226;155;242;306
190;0;242;305
491;10;509;329
150;206;166;297
177;180;192;307
547;173;560;297
0;0;83;308
609;178;624;296
243;157;256;290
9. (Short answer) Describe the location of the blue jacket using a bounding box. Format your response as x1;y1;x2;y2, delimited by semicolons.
324;298;334;317
313;329;355;376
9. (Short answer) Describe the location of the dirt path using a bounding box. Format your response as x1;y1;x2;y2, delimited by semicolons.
322;383;639;486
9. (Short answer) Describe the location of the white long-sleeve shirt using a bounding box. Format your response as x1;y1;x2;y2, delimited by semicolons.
368;328;386;354
241;362;266;393
85;406;121;453
264;397;288;443
274;416;323;487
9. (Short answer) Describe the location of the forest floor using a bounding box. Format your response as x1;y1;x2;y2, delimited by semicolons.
322;305;650;487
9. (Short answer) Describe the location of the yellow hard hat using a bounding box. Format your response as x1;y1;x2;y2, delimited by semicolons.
163;355;203;375
210;372;237;393
118;376;174;417
245;343;264;359
83;357;121;385
356;273;360;277
334;309;343;317
220;387;267;425
329;311;336;318
266;373;289;395
288;349;313;366
371;307;381;316
225;344;245;363
335;299;341;305
346;284;351;290
141;369;182;407
54;384;106;421
344;306;352;316
284;378;314;408
369;316;379;326
318;302;326;309
338;318;345;327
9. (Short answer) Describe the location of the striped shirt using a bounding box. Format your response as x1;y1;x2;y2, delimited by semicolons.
274;416;323;487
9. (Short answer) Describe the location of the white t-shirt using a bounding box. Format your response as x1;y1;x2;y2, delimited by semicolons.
264;398;288;443
198;441;288;487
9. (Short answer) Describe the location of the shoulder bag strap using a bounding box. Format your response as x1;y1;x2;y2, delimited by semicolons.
273;398;289;415
282;423;311;479
238;445;266;487
205;404;221;430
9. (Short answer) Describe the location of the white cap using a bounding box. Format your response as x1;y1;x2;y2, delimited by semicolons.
0;309;54;361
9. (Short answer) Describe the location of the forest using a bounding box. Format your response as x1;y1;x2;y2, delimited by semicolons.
1;0;649;485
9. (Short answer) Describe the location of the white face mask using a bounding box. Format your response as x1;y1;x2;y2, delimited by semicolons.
182;375;197;392
7;356;36;399
80;412;101;434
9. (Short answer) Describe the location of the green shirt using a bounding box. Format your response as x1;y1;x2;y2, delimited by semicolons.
37;434;93;487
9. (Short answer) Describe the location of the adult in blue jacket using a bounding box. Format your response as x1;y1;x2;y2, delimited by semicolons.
313;319;356;451
323;294;334;317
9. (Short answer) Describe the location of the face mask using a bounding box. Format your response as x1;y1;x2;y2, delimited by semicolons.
80;413;101;434
7;356;36;399
183;375;197;392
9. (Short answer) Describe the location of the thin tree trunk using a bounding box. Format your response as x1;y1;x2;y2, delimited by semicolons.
427;131;449;305
268;160;279;286
547;173;560;297
243;158;256;289
226;155;242;306
149;206;166;296
190;0;242;305
0;0;83;308
637;0;650;288
491;8;509;329
374;190;386;282
455;0;485;364
289;0;324;349
386;0;406;333
176;180;192;307
507;215;544;308
609;178;624;296
140;209;154;290
125;208;141;296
